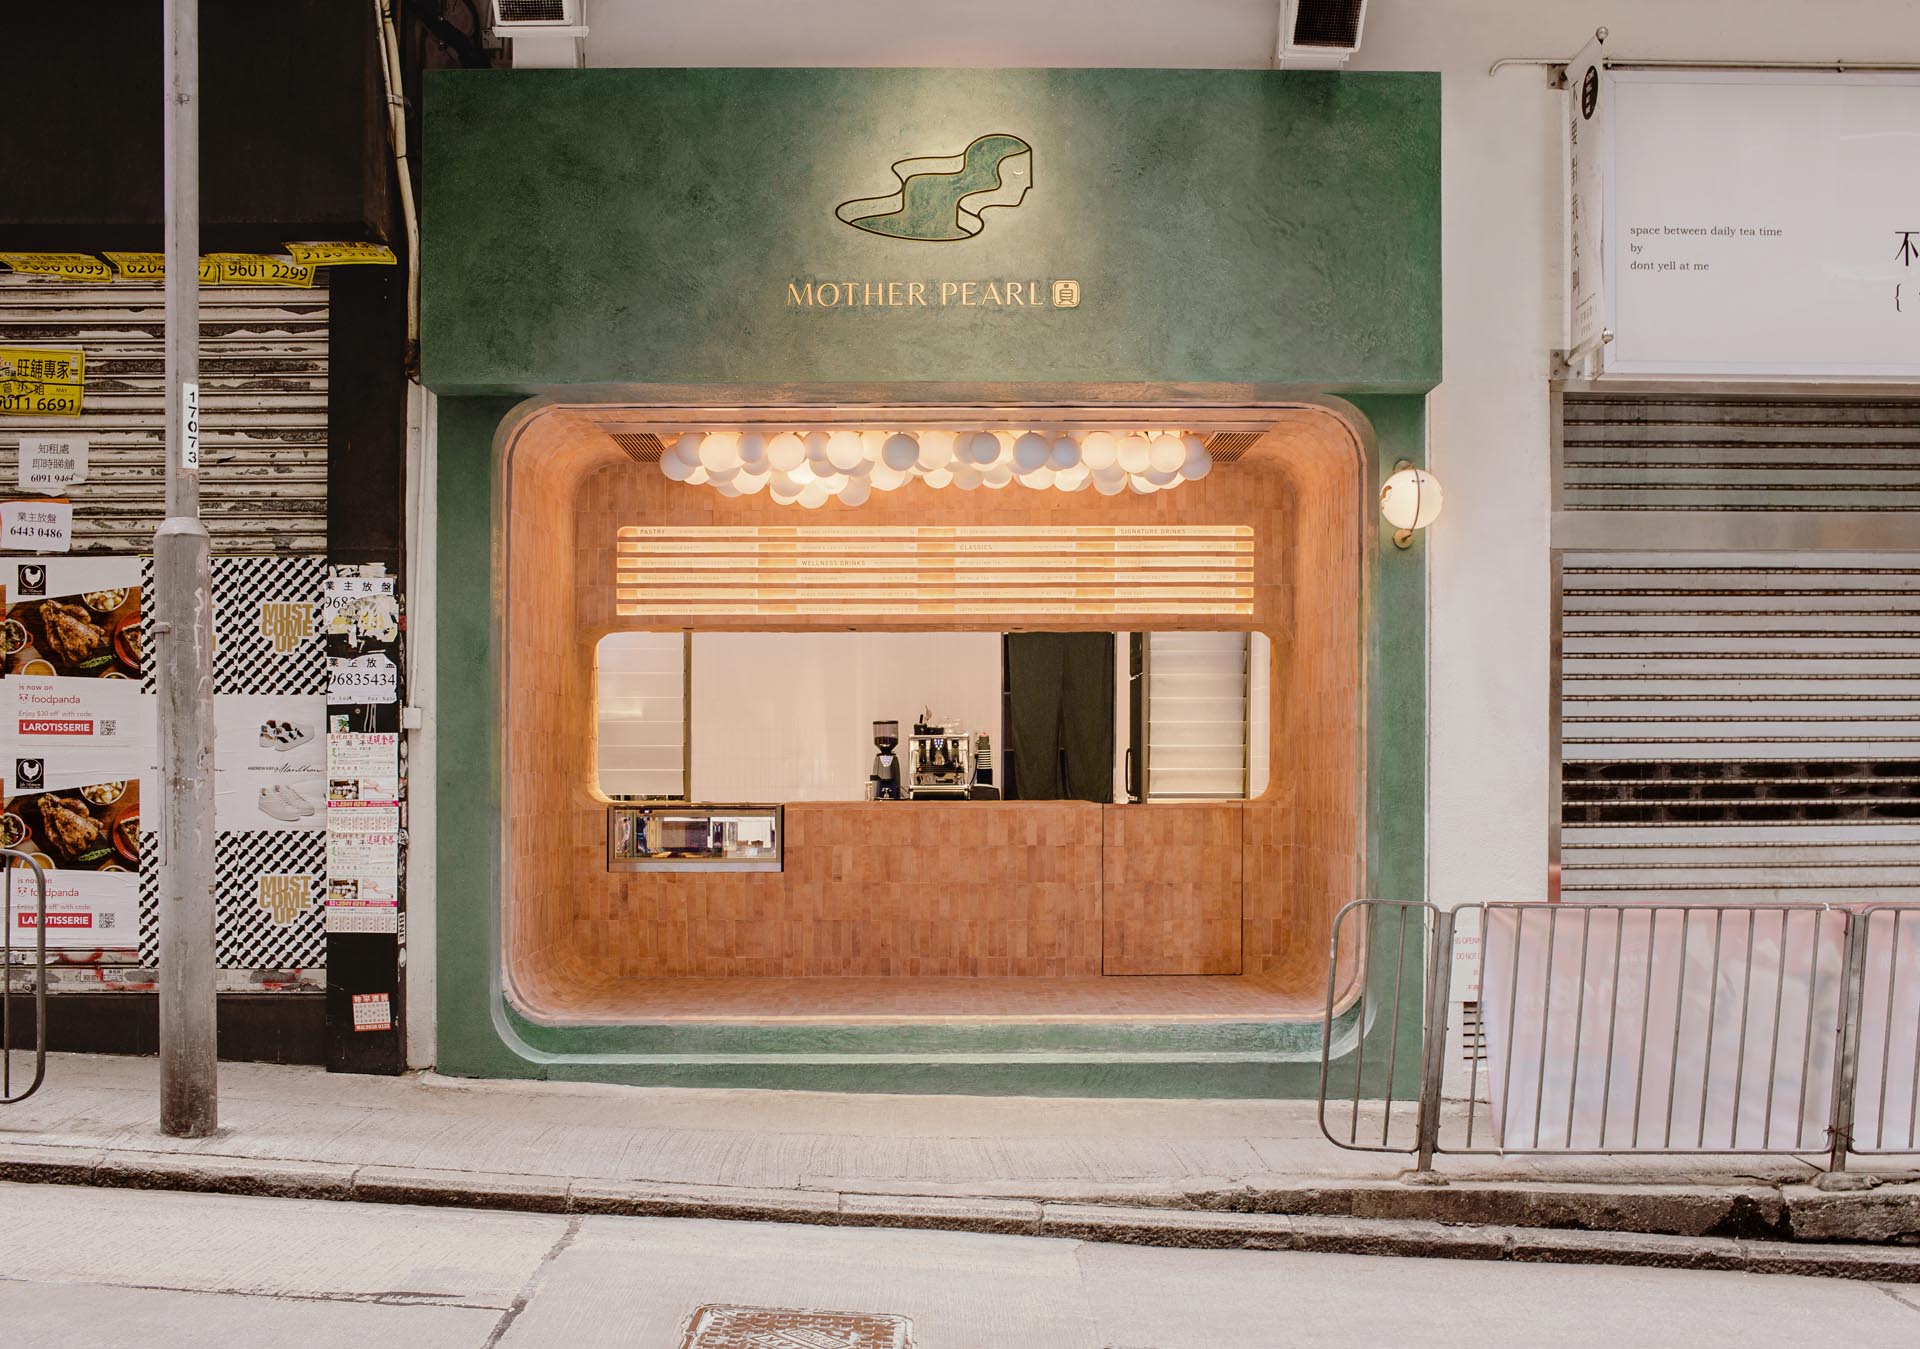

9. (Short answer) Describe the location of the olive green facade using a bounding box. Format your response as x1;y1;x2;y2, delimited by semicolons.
423;68;1440;1095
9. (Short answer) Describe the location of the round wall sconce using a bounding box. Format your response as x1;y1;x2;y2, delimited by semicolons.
1379;462;1442;548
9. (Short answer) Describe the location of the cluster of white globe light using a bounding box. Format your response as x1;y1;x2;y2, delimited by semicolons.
659;429;1212;508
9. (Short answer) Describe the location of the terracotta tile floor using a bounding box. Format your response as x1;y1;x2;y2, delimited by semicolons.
528;972;1324;1024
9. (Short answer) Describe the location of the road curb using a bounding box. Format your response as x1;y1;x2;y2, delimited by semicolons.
1;1141;1917;1281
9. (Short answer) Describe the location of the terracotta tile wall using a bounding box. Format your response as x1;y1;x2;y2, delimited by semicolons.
1103;803;1243;975
500;409;1362;1018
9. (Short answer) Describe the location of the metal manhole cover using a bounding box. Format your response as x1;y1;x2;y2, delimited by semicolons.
680;1304;913;1349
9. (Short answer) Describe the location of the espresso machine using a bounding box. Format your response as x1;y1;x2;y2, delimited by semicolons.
870;720;903;800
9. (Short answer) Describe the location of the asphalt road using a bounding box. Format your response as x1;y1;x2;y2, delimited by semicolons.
2;1183;1917;1348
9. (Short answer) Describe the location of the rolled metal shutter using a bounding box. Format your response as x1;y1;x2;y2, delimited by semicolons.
1555;391;1920;905
0;276;327;554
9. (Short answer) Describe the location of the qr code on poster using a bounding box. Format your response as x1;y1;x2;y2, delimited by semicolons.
101;719;118;736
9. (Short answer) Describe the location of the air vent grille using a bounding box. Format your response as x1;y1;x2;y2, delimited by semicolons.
1203;432;1259;463
610;432;665;464
494;0;571;22
1293;0;1365;47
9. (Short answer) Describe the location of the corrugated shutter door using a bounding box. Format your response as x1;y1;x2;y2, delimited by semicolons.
0;277;327;554
1559;551;1920;903
1561;393;1920;513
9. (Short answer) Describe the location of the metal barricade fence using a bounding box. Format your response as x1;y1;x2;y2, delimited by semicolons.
1;848;50;1105
1319;899;1920;1172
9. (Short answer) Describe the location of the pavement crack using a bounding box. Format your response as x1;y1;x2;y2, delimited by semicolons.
1875;1283;1920;1317
483;1213;582;1347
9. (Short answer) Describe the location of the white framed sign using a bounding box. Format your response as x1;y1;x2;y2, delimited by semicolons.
1600;70;1920;377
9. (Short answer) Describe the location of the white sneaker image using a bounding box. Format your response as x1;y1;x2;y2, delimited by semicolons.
259;719;313;752
258;785;317;822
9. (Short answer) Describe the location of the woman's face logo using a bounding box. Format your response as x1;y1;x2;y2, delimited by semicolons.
836;133;1035;242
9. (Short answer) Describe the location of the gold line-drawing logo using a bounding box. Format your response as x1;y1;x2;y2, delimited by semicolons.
836;133;1033;241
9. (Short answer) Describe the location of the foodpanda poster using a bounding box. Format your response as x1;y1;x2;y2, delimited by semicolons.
1;558;148;951
3;756;140;950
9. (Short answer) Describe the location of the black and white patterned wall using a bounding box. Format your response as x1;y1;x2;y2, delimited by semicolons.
137;555;328;979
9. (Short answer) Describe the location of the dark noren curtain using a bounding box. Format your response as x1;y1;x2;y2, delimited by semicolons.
1005;632;1114;803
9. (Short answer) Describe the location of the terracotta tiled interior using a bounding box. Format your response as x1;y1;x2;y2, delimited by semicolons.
502;407;1362;1024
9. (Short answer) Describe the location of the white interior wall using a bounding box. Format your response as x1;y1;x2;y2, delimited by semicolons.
689;632;1003;801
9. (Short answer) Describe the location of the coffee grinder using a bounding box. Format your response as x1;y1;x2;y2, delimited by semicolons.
870;720;902;800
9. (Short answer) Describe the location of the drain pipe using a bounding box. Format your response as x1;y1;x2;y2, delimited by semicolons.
374;0;421;371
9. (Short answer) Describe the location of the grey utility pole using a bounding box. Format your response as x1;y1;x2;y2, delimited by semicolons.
158;0;218;1137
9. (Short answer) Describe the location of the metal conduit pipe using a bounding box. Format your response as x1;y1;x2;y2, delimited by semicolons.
374;0;422;369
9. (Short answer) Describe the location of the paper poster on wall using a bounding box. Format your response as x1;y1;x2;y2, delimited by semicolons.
16;436;87;493
0;499;73;553
327;731;399;802
213;694;327;831
3;758;140;951
4;559;141;680
0;346;86;416
326;653;398;704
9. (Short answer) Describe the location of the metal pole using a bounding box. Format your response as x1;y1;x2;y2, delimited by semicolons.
1411;909;1456;1175
158;0;217;1138
1825;913;1870;1175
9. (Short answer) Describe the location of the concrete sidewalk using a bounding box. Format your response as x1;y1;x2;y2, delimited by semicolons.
3;1054;1918;1278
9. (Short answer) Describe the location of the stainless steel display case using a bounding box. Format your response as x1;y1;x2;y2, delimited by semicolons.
607;804;783;872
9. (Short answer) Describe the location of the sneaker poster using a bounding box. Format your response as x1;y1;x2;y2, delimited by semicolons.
213;693;326;832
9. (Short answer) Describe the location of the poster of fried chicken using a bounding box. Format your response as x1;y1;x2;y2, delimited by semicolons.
2;769;139;950
2;559;141;680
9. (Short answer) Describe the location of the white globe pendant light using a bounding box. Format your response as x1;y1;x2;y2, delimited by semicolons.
661;454;695;482
918;430;956;472
1080;431;1118;471
870;463;908;491
1148;433;1185;473
1049;435;1080;470
699;432;741;472
766;432;805;472
1117;433;1152;475
1012;431;1052;473
1178;434;1211;480
827;430;865;473
838;475;873;507
882;432;920;472
736;432;769;468
965;431;1000;465
1093;472;1126;495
